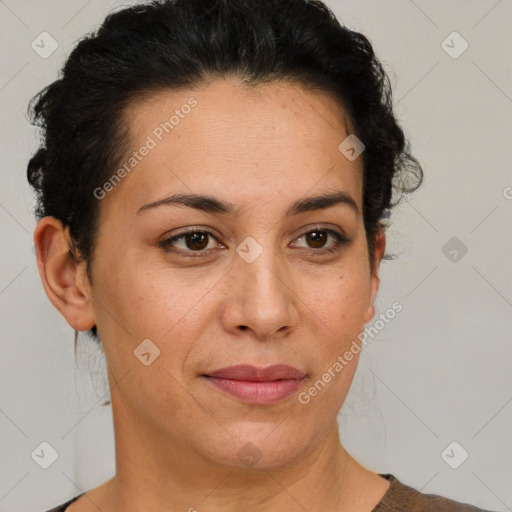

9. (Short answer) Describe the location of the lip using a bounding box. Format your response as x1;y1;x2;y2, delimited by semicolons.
203;364;306;404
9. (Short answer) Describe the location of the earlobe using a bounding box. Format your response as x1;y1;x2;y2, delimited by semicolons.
364;302;376;323
33;217;96;332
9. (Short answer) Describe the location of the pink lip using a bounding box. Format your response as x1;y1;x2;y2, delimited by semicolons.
203;365;305;404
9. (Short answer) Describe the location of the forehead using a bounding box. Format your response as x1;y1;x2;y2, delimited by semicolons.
108;78;363;215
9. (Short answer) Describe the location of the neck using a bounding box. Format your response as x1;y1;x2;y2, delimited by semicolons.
93;390;387;512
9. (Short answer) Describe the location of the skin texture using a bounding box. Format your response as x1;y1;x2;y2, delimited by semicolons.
34;77;389;511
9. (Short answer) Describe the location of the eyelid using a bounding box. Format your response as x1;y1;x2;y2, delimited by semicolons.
159;224;350;257
292;224;349;242
159;227;223;257
290;226;349;255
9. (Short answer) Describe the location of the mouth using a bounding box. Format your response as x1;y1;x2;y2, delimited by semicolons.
202;364;306;405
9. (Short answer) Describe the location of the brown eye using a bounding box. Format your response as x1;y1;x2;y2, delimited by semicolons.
184;232;209;250
292;227;349;255
305;230;328;249
160;229;220;257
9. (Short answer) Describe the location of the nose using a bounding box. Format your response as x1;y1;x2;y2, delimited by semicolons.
219;243;300;341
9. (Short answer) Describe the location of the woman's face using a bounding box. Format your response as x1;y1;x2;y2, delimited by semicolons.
78;78;384;470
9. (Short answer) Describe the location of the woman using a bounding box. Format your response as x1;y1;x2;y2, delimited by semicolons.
28;0;496;510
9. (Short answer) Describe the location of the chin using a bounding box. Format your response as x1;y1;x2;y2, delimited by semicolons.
196;426;315;472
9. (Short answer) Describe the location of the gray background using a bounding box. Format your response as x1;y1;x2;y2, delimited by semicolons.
1;0;511;511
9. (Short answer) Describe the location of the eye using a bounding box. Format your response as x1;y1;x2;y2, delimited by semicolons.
159;226;350;258
291;227;349;255
160;229;221;257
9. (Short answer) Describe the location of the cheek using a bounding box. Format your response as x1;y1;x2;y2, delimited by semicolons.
93;237;371;363
126;269;219;332
295;266;372;382
95;262;219;370
302;265;371;328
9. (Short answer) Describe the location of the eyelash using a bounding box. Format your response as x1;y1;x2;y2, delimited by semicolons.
159;226;349;258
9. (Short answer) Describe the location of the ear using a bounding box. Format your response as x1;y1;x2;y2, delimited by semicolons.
363;229;386;324
33;217;96;332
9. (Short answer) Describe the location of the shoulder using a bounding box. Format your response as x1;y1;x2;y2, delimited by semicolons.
41;493;84;512
375;474;498;512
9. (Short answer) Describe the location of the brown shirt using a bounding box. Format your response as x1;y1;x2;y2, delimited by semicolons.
42;473;497;512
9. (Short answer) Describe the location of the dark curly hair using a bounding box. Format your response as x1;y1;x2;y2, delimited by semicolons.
27;0;423;343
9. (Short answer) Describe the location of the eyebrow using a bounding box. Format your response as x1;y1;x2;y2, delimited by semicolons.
137;190;359;217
